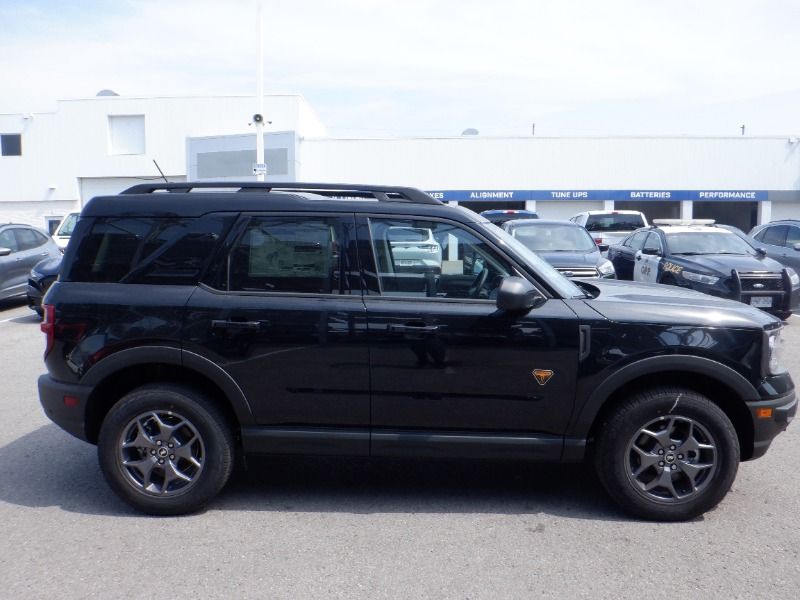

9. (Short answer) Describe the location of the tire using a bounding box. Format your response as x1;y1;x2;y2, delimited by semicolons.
659;274;677;286
594;387;739;521
98;384;235;516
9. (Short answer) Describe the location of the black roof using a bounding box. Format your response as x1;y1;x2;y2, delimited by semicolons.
81;182;467;219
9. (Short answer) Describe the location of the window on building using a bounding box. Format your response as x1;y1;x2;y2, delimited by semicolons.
108;115;145;155
1;134;22;156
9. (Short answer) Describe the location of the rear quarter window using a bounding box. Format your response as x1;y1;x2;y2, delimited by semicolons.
64;215;233;284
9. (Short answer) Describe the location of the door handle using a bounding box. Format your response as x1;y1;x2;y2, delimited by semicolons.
388;323;440;333
635;255;642;261
211;319;268;331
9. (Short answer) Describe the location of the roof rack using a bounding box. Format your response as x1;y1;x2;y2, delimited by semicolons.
120;182;441;205
652;219;716;226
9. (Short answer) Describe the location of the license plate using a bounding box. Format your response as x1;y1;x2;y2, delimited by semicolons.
750;296;773;308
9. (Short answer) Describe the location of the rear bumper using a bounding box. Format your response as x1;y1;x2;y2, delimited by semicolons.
38;374;92;443
747;389;796;459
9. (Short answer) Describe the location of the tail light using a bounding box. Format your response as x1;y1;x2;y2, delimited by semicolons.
41;303;55;355
594;237;603;244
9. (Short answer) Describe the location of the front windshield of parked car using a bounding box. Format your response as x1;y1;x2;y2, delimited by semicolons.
667;231;756;255
585;213;644;232
57;213;78;236
480;223;586;298
512;224;597;253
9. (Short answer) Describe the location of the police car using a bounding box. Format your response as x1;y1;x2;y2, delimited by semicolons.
608;219;800;319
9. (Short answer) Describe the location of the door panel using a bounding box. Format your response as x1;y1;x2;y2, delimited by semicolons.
183;213;371;430
365;297;580;434
359;215;580;437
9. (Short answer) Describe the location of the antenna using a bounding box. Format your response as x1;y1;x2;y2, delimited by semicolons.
152;159;169;183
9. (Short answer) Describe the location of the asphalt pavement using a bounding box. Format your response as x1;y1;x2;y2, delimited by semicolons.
0;297;798;599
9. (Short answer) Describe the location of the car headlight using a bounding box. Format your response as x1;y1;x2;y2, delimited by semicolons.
787;267;800;287
682;271;719;285
764;328;787;375
598;260;615;276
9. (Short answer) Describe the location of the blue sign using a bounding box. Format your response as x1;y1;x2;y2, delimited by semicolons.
426;190;768;202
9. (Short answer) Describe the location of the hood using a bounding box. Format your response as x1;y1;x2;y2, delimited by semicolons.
678;253;784;274
32;256;62;277
578;279;779;329
538;250;601;268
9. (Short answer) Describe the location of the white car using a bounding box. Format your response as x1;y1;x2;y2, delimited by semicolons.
570;210;648;249
53;212;79;251
387;226;442;272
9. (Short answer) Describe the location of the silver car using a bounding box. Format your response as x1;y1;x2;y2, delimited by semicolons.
387;226;442;272
0;224;62;301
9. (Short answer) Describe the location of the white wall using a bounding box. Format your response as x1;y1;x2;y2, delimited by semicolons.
535;201;603;220
0;94;322;224
771;203;799;222
297;136;800;190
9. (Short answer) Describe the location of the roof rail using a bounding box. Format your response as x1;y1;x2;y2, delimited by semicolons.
652;219;716;226
120;182;442;205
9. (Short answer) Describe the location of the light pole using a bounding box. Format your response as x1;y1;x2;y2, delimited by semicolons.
254;1;266;181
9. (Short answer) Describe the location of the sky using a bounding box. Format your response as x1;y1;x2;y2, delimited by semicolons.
1;0;799;137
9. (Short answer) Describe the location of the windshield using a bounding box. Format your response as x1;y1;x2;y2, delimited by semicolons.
56;213;78;237
585;213;644;232
512;223;597;253
667;231;756;255
480;222;586;298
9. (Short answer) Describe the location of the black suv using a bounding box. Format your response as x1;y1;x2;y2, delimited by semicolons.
39;183;796;520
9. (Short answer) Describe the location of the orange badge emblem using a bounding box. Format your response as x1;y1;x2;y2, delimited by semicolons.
532;369;554;386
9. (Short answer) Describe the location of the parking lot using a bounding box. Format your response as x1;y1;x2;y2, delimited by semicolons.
1;297;798;599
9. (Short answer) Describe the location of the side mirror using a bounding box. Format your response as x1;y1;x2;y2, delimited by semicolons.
641;247;660;256
0;247;11;257
793;243;800;252
598;243;610;252
756;247;768;257
496;276;543;312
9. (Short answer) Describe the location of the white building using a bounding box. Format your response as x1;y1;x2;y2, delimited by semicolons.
2;93;799;233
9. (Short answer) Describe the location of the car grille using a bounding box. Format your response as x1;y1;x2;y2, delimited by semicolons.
556;267;598;278
738;272;784;292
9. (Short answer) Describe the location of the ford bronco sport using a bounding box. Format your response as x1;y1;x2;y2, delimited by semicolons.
38;183;796;520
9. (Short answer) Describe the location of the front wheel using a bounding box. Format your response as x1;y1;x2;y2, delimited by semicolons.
594;387;739;521
98;384;234;516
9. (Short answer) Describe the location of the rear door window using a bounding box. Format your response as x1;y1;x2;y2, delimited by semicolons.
15;228;47;251
228;215;351;294
762;225;788;247
643;233;662;253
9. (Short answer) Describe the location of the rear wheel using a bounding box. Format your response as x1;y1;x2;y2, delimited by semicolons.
659;273;678;285
98;384;234;516
594;387;739;521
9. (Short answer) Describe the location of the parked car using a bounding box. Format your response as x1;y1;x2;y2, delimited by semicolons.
749;220;800;272
38;182;795;520
387;226;442;272
52;212;79;252
608;219;799;319
502;219;615;278
27;255;62;316
480;209;539;226
0;224;62;301
570;210;648;249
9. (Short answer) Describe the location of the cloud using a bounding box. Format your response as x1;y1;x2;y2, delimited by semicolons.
1;0;799;135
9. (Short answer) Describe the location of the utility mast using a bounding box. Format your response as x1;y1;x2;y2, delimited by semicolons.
253;1;266;181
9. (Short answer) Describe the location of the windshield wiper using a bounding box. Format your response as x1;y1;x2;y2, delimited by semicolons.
672;252;703;255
